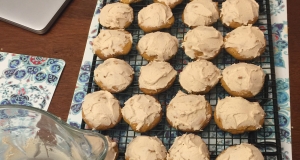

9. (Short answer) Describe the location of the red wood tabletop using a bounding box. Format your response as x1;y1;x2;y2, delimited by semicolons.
0;0;298;158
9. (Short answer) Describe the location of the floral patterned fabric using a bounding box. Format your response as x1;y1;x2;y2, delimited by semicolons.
0;52;65;110
67;0;291;159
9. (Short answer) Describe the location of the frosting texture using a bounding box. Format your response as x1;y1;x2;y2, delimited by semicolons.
167;91;211;131
215;97;265;130
156;0;182;8
225;25;266;58
216;143;264;160
183;0;219;27
122;95;162;131
221;0;259;26
137;32;178;61
82;90;121;129
139;61;177;90
179;60;221;93
93;29;132;56
94;58;134;92
222;63;265;95
167;134;209;160
182;26;223;59
99;3;133;28
125;136;167;160
105;136;118;160
138;3;173;28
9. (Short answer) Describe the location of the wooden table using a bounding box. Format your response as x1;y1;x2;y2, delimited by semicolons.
0;0;298;158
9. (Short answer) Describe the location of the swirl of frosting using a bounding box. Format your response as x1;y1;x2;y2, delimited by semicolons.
183;0;219;27
167;91;211;131
122;95;162;131
167;133;210;160
216;143;264;160
139;61;177;90
224;25;266;59
104;136;118;160
94;58;134;92
138;3;173;28
220;0;259;26
99;2;133;29
182;26;223;60
215;97;265;131
179;60;221;93
125;136;167;160
222;63;265;96
93;29;132;57
82;90;121;128
137;32;178;61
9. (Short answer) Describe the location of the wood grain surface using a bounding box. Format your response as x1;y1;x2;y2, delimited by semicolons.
0;0;298;158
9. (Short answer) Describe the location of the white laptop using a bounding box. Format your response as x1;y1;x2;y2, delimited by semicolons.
0;0;71;34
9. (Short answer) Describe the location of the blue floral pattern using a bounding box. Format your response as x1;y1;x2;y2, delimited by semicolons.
67;0;291;159
0;52;65;110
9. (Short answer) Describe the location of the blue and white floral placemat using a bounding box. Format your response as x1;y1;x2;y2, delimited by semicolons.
0;52;65;110
67;0;291;159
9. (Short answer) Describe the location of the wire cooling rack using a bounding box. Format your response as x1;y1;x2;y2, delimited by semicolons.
81;0;282;159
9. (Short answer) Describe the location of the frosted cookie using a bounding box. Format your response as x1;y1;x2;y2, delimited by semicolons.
104;136;118;160
139;61;177;95
221;63;265;98
214;97;265;134
166;91;212;132
167;134;210;160
92;29;132;60
94;58;134;93
120;0;141;4
122;95;162;132
99;3;133;29
182;0;219;28
216;143;264;160
182;26;223;60
224;25;266;60
138;3;174;32
179;60;221;94
153;0;183;9
220;0;259;28
125;136;167;160
82;91;122;130
137;32;178;61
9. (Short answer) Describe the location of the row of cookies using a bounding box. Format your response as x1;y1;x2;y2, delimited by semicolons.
99;0;260;32
105;134;264;160
93;58;265;98
82;89;265;134
93;25;266;62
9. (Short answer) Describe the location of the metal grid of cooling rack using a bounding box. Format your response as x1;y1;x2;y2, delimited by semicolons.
81;0;282;159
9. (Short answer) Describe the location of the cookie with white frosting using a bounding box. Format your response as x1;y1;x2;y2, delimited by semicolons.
125;136;167;160
138;3;174;33
221;63;265;98
137;32;178;61
182;26;223;60
82;90;122;130
122;95;162;132
179;59;221;94
167;134;210;160
166;91;212;132
153;0;183;9
104;136;118;160
182;0;219;28
99;3;133;29
220;0;259;28
94;58;134;93
214;97;265;134
139;61;177;95
93;29;132;60
216;143;264;160
224;25;266;60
